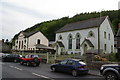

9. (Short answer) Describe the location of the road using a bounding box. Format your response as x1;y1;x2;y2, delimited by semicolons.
1;62;105;80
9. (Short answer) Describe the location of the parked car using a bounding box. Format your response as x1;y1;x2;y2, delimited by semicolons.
2;54;22;62
20;54;41;67
50;59;88;77
100;64;120;80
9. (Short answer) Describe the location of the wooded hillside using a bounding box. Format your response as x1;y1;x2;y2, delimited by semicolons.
12;10;120;44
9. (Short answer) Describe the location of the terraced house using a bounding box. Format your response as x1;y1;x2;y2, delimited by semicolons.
55;16;114;55
13;31;49;52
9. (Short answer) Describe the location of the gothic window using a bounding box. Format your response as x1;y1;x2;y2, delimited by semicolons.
88;31;95;38
21;41;23;49
104;31;106;39
19;41;21;49
58;35;62;40
109;33;110;40
68;34;72;49
24;45;26;50
24;40;26;43
76;33;81;49
37;39;40;44
104;44;107;51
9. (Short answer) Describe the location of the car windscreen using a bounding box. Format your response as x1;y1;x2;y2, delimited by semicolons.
33;55;39;58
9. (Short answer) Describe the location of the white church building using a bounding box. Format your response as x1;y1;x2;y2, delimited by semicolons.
55;16;114;55
13;31;49;52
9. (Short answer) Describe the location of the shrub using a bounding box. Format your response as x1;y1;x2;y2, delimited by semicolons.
109;53;118;62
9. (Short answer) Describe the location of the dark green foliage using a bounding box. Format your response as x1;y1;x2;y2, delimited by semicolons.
12;10;120;45
109;53;118;62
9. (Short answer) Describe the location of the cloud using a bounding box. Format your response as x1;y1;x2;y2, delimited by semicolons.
1;1;58;19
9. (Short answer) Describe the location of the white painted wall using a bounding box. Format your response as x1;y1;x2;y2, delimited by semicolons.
15;31;49;51
99;16;114;53
28;31;48;50
56;27;98;55
15;33;27;50
56;17;114;55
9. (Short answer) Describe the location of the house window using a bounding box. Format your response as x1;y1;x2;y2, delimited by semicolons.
37;39;40;44
109;33;110;40
88;31;95;38
21;41;23;49
24;45;26;50
68;34;72;49
104;44;107;51
58;35;62;40
76;33;80;49
104;31;106;39
19;41;21;49
16;41;18;44
111;45;113;53
24;40;26;43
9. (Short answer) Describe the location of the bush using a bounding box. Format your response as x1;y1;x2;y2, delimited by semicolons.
109;53;118;62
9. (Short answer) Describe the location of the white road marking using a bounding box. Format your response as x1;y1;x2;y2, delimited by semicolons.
32;73;54;80
9;66;22;71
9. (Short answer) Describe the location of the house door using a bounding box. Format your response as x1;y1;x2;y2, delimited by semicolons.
83;44;88;54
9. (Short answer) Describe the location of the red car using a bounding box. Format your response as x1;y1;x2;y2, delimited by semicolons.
20;54;41;67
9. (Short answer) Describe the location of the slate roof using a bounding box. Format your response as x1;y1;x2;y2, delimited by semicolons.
35;44;54;50
116;28;120;37
81;39;94;47
56;16;107;33
21;30;40;38
57;41;64;47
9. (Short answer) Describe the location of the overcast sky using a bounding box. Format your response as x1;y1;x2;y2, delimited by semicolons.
0;0;120;41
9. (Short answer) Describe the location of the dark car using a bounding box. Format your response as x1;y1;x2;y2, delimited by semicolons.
20;54;41;67
50;59;88;76
100;64;120;80
2;54;22;62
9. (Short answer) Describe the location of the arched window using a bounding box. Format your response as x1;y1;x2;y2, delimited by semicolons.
58;35;62;40
76;33;81;49
88;31;95;38
68;34;72;49
37;39;40;44
24;45;26;50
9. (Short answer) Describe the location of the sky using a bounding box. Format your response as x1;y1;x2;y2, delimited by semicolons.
0;0;120;41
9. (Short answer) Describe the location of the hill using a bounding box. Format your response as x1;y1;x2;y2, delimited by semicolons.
12;10;120;45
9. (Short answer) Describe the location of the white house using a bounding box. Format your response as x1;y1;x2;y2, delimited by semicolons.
13;31;49;51
55;16;114;55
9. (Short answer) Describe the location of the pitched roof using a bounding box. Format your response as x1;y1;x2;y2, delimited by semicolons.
35;44;54;50
56;16;107;33
21;30;40;38
57;41;64;47
116;28;120;37
81;39;94;47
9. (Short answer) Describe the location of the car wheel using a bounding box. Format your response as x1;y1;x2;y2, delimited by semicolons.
14;59;17;63
20;61;23;65
33;57;39;62
51;67;56;72
105;72;118;80
26;62;30;66
72;70;78;77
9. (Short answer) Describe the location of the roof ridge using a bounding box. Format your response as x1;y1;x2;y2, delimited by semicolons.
56;16;107;33
67;16;107;26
